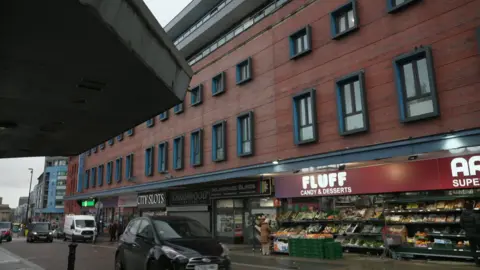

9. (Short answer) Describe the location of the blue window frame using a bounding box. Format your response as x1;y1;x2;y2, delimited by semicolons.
292;88;318;145
84;170;89;189
158;142;168;173
115;157;123;182
108;139;114;146
117;134;124;142
289;25;312;60
237;111;254;157
145;147;154;176
106;161;113;185
387;0;421;13
212;121;227;162
92;146;98;153
159;111;169;121
86;149;91;156
174;102;184;114
335;71;369;135
91;167;97;187
190;129;203;167
98;165;104;186
236;57;252;85
330;0;359;40
127;128;134;136
146;118;154;128
126;154;134;180
393;46;439;123
190;84;203;106
212;72;226;96
99;143;105;150
173;136;184;170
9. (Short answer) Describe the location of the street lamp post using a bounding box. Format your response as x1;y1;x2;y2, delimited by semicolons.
25;168;33;224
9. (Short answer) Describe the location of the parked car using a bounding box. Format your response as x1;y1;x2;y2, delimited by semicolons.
52;228;65;239
26;222;53;243
115;216;231;270
0;222;13;242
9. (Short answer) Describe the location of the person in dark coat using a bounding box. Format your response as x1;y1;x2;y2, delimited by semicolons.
109;222;117;242
460;200;480;266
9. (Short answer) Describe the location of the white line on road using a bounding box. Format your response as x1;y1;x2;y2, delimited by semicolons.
232;262;295;270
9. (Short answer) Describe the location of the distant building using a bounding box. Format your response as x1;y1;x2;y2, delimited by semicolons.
0;197;12;221
18;197;28;207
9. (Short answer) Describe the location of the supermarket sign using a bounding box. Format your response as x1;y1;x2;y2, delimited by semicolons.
275;154;480;198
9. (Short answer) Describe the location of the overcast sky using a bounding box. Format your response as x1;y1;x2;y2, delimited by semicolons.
0;0;191;208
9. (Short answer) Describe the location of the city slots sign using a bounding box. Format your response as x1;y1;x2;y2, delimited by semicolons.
137;192;166;208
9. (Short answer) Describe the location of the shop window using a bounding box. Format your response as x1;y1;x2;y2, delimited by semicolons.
126;154;134;180
108;139;114;146
159;111;169;121
146;118;154;128
173;136;184;170
117;133;124;142
98;164;104;187
190;84;203;106
90;167;96;187
158;141;168;173
236;111;254;157
212;121;226;162
145;147;154;176
236;57;252;85
212;72;226;96
84;170;89;189
292;88;318;145
106;161;113;185
335;71;369;135
330;0;358;39
174;102;184;114
387;0;421;13
190;129;203;167
115;157;123;182
393;46;439;122
99;143;105;150
289;25;312;59
92;146;97;154
127;128;134;136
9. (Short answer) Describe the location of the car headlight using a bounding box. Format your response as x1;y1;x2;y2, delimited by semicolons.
33;232;37;235
49;232;52;235
160;246;187;261
220;243;230;257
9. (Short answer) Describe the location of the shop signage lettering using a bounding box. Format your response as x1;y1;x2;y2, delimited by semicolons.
137;192;166;207
300;172;352;196
210;179;272;198
169;190;210;206
451;156;480;188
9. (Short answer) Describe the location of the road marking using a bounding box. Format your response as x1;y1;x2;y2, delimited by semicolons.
232;262;296;270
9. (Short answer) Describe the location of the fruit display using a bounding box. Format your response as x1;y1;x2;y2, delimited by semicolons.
385;214;459;223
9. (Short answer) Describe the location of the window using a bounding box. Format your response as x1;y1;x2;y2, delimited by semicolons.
117;134;124;142
158;142;168;173
330;0;358;39
393;47;439;122
127;128;134;136
115;157;123;182
387;0;421;13
174;102;184;114
212;121;226;162
212;72;226;96
106;161;113;185
146;118;154;128
237;111;254;156
91;167;97;187
292;89;318;145
99;143;105;150
84;170;89;189
159;111;169;121
173;136;184;170
236;57;252;85
92;146;97;153
145;147;154;176
108;139;114;146
86;149;91;156
190;129;203;167
289;25;312;59
126;154;134;180
190;85;203;106
98;165;104;186
336;71;369;135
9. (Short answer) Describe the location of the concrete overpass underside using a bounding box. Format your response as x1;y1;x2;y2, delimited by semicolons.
0;0;192;158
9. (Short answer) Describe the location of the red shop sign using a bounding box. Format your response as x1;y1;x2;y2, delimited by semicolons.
274;155;480;198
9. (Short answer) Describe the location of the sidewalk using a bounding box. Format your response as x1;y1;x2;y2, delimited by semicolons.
0;246;44;270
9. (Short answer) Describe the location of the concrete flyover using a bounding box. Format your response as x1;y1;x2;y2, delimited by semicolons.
0;0;193;158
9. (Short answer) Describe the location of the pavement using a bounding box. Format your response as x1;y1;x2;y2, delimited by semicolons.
0;236;478;270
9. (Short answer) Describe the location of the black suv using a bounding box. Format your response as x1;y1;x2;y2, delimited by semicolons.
115;216;231;270
27;222;53;243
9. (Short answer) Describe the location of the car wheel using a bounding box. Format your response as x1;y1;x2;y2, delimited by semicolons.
114;254;124;270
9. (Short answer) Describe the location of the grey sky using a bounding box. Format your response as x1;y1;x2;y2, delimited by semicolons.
0;0;191;208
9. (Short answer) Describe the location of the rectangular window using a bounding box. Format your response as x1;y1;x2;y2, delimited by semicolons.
117;134;124;142
190;129;203;167
212;121;226;162
173;136;184;170
393;47;439;122
126;154;134;180
190;84;203;106
159;111;169;121
292;89;318;145
146;118;154;128
91;167;96;187
98;165;104;186
127;128;134;136
158;142;168;173
387;0;421;13
99;143;105;150
236;57;252;85
212;72;226;96
92;146;97;153
174;102;184;114
108;139;114;146
336;71;369;135
106;161;113;185
115;157;123;182
330;0;358;39
84;170;89;189
86;149;91;156
289;25;312;59
145;147;154;176
237;111;254;157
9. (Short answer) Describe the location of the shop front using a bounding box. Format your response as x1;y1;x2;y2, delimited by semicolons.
137;191;167;217
272;153;480;261
98;197;118;233
167;189;211;230
118;194;138;226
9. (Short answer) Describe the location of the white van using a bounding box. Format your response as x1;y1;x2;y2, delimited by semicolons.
64;215;96;242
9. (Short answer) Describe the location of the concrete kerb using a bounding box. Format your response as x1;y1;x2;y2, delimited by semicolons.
0;246;44;270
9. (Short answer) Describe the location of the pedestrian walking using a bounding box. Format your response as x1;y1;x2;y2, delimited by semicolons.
260;217;271;255
109;222;117;242
460;200;480;266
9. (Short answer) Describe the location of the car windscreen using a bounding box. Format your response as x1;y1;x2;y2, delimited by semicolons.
153;219;211;239
0;222;10;229
32;223;50;231
75;220;95;228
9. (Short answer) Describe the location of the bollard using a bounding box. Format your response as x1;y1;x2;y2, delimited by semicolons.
67;243;78;270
